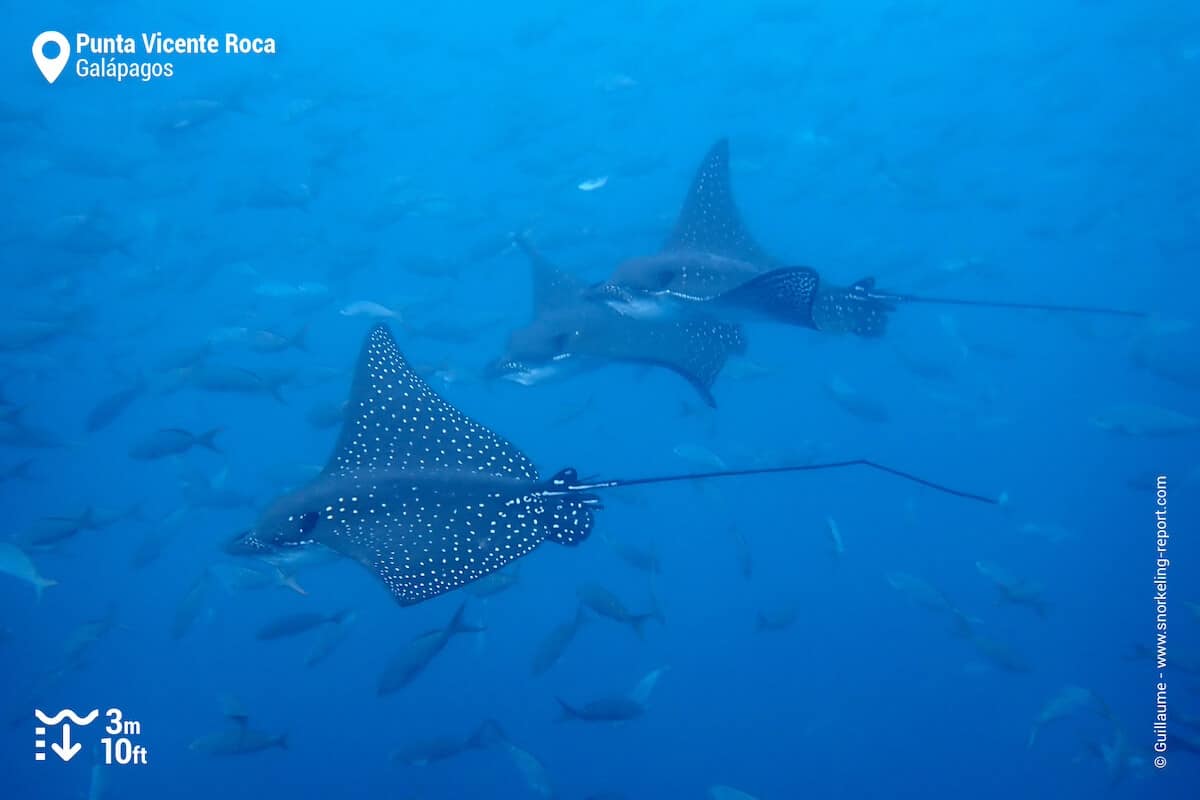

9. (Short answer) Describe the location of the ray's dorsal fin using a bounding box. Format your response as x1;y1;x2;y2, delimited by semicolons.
325;324;538;480
514;235;587;317
663;138;776;266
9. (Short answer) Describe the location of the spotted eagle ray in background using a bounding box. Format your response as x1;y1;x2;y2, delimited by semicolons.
227;324;995;607
586;138;1146;337
486;235;746;407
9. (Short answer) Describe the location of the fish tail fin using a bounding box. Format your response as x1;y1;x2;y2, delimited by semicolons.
753;612;767;632
472;719;507;748
63;302;96;332
226;89;251;116
555;698;579;721
291;325;309;352
270;386;288;406
1027;725;1040;749
1090;690;1115;723
629;613;655;639
277;569;307;596
276;733;289;750
0;404;24;426
447;601;480;635
198;428;223;453
36;577;58;602
948;608;977;638
648;574;666;626
12;459;35;480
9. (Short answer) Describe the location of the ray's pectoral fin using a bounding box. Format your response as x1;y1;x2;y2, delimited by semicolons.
325;323;540;480
654;363;717;409
515;235;588;317
714;267;822;328
716;267;894;338
311;475;600;606
664;138;776;266
618;319;747;408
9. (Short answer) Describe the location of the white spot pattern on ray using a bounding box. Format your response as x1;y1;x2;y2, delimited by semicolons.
326;325;538;481
664;138;773;266
326;481;594;605
313;325;594;605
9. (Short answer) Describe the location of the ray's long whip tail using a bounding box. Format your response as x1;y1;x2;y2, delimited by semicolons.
564;459;998;505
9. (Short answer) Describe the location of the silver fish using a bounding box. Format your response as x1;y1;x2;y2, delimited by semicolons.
576;583;663;638
728;526;752;580
377;603;480;694
0;542;57;599
171;571;210;640
210;563;305;596
184;364;288;404
129;428;221;460
190;724;287;756
557;666;668;722
1028;685;1111;749
85;375;146;433
304;613;355;667
1090;403;1198;437
531;604;588;676
256;610;349;641
339;300;402;320
604;535;662;574
975;560;1050;618
390;720;501;766
755;606;799;633
825;375;890;423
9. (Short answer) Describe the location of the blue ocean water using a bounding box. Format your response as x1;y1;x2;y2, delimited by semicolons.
2;1;1198;798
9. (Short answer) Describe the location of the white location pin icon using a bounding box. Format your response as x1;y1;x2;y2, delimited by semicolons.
32;31;70;84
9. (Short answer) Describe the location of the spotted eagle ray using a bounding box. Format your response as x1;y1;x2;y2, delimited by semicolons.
228;324;994;607
486;236;746;407
587;138;1145;336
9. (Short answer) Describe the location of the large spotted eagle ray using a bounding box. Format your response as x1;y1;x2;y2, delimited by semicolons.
487;235;746;408
228;324;994;606
587;138;1145;336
